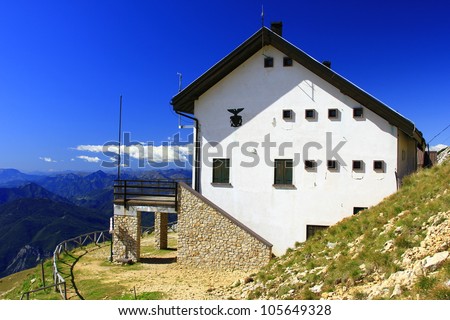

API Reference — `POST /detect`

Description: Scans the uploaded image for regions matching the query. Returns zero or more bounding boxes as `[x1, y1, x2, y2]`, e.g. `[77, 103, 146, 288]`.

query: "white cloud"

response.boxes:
[74, 143, 192, 162]
[429, 144, 448, 152]
[77, 155, 101, 163]
[39, 157, 57, 163]
[75, 145, 111, 153]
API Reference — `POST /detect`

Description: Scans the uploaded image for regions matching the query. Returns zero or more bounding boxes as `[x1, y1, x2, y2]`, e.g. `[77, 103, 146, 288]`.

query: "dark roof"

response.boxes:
[171, 27, 424, 147]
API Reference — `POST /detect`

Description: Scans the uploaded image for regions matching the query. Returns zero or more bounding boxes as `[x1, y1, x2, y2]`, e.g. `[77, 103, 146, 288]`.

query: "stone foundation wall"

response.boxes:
[113, 213, 141, 262]
[177, 183, 272, 271]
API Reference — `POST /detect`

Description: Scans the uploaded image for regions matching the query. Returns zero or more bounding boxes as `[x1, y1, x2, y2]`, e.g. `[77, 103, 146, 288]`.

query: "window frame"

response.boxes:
[282, 109, 293, 120]
[274, 159, 294, 186]
[327, 160, 337, 170]
[352, 160, 364, 171]
[304, 160, 317, 170]
[212, 158, 230, 184]
[353, 207, 368, 215]
[305, 109, 316, 119]
[306, 225, 329, 239]
[373, 160, 385, 172]
[353, 107, 364, 118]
[283, 56, 293, 67]
[264, 56, 274, 68]
[328, 108, 339, 119]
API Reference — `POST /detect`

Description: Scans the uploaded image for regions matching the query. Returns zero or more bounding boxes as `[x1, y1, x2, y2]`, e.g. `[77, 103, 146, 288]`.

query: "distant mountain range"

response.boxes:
[0, 168, 191, 278]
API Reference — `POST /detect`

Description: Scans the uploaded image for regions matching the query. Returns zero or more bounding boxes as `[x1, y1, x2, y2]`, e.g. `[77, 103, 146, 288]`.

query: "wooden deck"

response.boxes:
[113, 195, 176, 208]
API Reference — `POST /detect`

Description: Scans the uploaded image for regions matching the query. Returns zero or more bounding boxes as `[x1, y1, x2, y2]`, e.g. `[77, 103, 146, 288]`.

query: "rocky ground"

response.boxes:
[224, 210, 449, 300]
[71, 233, 250, 300]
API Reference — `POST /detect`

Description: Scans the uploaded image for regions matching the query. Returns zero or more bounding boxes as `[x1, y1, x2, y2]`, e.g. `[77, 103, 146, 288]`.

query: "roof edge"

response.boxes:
[170, 27, 424, 145]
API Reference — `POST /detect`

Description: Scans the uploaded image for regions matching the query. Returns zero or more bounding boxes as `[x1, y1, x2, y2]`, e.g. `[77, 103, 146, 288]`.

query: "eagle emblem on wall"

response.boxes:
[227, 108, 244, 127]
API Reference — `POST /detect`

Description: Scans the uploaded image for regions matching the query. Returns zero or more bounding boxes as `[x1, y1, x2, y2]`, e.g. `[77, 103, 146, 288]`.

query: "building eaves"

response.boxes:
[171, 27, 424, 147]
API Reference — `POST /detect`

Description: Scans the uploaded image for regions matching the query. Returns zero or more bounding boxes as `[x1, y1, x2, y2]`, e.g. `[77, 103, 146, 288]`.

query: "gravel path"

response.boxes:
[72, 233, 250, 300]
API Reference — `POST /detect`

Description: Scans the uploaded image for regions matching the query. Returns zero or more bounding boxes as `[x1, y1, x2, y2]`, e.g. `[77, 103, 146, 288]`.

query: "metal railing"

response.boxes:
[51, 230, 111, 300]
[113, 179, 191, 207]
[21, 221, 179, 300]
[21, 230, 111, 300]
[141, 221, 178, 236]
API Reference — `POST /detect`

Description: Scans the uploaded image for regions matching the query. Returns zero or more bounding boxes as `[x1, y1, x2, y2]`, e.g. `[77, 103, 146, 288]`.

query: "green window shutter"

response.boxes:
[274, 159, 293, 185]
[285, 160, 293, 184]
[212, 158, 230, 183]
[274, 160, 282, 184]
[223, 159, 230, 183]
[213, 159, 220, 183]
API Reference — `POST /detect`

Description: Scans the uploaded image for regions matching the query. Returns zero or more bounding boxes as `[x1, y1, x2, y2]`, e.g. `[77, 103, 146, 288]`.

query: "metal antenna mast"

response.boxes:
[117, 95, 123, 180]
[261, 4, 264, 28]
[177, 72, 183, 92]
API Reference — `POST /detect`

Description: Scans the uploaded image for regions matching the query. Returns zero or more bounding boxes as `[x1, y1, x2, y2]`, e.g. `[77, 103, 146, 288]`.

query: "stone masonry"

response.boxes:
[177, 183, 272, 271]
[112, 207, 141, 262]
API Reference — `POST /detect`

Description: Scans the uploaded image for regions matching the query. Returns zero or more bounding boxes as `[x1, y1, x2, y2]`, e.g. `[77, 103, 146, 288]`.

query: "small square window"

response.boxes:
[327, 160, 337, 170]
[328, 108, 339, 119]
[353, 160, 364, 171]
[283, 57, 293, 67]
[264, 56, 274, 68]
[353, 107, 364, 118]
[353, 207, 368, 215]
[305, 160, 317, 169]
[283, 109, 293, 120]
[306, 225, 328, 239]
[373, 160, 385, 172]
[305, 109, 316, 119]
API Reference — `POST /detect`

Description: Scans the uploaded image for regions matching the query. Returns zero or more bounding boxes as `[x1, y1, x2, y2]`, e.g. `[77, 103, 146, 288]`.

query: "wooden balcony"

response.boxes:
[113, 179, 190, 210]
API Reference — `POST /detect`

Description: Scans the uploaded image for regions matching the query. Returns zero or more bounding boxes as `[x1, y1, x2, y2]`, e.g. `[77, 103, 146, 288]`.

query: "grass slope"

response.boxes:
[242, 161, 450, 300]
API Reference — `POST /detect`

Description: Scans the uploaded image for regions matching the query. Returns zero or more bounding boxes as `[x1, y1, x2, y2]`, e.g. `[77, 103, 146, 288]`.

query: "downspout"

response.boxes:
[176, 111, 200, 192]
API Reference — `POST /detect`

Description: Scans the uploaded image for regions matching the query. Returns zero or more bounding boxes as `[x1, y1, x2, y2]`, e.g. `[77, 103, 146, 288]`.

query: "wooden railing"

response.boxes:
[113, 179, 191, 207]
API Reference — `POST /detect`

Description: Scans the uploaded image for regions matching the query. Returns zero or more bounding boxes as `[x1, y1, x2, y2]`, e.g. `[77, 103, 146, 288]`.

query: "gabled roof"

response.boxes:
[171, 27, 424, 146]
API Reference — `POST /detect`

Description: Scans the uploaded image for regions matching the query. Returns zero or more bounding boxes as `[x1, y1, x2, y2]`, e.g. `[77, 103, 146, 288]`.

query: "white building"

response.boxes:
[171, 23, 424, 256]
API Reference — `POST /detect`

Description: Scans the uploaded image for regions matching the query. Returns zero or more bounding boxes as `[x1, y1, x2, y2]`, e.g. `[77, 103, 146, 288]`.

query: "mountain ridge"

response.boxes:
[0, 168, 191, 278]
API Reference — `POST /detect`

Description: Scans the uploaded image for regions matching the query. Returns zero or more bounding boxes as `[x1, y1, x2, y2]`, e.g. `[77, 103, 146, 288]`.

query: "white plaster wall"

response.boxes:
[194, 46, 401, 255]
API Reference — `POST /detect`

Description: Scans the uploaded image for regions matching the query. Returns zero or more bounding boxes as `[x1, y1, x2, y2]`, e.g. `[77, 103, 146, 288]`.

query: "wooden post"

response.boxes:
[155, 212, 168, 250]
[41, 260, 46, 288]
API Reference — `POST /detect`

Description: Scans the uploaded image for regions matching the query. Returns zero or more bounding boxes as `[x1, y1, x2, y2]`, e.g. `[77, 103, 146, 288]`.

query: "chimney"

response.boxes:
[322, 61, 332, 68]
[270, 22, 283, 37]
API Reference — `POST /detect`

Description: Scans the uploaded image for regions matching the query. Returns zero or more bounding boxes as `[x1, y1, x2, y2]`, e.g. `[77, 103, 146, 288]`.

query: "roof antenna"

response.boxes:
[261, 4, 265, 51]
[261, 4, 264, 28]
[177, 72, 183, 92]
[117, 95, 122, 180]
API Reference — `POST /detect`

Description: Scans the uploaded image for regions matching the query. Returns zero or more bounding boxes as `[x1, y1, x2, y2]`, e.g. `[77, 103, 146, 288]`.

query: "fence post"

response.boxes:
[124, 180, 127, 203]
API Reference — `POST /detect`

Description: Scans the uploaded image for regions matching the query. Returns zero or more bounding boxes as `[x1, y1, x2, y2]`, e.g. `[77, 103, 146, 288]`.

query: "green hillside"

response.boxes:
[1, 162, 448, 300]
[236, 160, 450, 300]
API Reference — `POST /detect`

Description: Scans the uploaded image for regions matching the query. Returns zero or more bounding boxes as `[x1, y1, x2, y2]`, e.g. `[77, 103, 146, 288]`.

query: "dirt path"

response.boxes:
[71, 233, 250, 300]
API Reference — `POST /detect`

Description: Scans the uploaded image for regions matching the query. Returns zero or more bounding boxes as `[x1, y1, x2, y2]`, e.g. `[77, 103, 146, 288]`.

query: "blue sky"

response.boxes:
[0, 0, 449, 172]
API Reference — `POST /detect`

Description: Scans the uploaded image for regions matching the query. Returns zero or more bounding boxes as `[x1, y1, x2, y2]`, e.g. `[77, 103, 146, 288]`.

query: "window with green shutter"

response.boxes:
[212, 158, 230, 183]
[274, 159, 293, 185]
